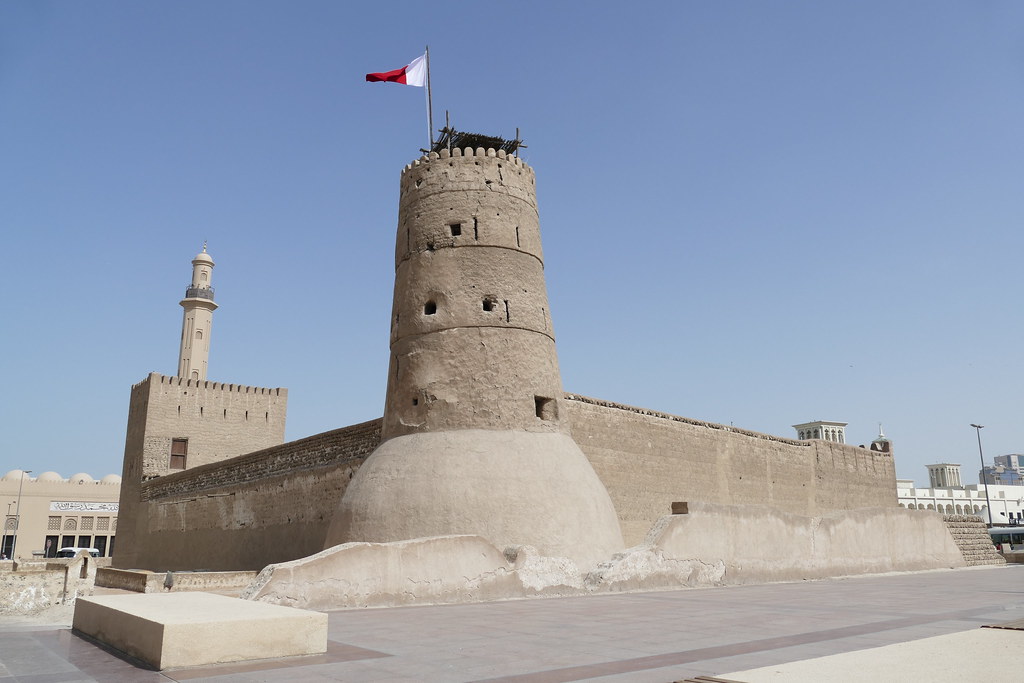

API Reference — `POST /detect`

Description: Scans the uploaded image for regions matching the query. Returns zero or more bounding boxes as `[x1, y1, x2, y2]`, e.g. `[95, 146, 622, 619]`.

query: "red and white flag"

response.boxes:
[366, 53, 427, 86]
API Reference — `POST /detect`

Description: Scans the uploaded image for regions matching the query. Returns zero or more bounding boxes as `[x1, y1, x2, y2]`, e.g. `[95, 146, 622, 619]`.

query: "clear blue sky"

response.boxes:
[2, 1, 1022, 484]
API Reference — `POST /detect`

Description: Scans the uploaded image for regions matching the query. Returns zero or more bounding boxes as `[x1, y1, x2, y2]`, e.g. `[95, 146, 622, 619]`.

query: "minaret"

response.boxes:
[328, 144, 624, 568]
[176, 244, 217, 380]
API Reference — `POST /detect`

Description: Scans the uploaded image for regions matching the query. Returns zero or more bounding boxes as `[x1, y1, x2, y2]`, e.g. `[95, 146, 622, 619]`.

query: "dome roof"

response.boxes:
[68, 473, 94, 484]
[37, 471, 64, 482]
[3, 469, 26, 481]
[100, 474, 122, 485]
[192, 244, 214, 265]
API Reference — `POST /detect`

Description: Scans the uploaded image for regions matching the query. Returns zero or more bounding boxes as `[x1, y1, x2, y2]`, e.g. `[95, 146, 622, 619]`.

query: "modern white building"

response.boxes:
[897, 461, 1024, 525]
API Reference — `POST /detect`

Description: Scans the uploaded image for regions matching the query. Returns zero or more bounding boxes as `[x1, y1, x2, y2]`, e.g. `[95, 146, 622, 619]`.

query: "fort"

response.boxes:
[112, 142, 994, 606]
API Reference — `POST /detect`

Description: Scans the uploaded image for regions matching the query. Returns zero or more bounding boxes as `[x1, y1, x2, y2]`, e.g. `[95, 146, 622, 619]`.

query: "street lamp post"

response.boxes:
[971, 425, 993, 526]
[11, 470, 31, 560]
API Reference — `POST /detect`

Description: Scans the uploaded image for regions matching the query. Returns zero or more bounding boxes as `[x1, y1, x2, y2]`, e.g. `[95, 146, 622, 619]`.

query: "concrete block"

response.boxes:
[72, 592, 326, 669]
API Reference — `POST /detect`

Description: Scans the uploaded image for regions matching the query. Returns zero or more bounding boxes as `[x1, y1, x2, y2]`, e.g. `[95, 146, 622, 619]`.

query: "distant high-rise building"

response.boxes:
[993, 454, 1024, 476]
[980, 464, 1023, 486]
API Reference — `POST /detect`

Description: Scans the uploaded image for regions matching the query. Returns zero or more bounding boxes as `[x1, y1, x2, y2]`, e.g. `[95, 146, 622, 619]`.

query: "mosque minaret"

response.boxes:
[177, 244, 217, 380]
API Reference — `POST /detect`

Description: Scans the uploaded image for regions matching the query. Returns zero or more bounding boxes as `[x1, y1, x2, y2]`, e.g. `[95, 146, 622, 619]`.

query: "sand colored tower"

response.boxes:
[177, 245, 217, 380]
[328, 145, 624, 568]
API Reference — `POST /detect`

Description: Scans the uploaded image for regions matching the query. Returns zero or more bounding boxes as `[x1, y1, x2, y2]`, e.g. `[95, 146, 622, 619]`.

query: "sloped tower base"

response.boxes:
[326, 430, 625, 570]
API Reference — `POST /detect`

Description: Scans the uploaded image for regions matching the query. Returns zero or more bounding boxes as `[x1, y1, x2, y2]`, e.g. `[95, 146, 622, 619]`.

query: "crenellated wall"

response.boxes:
[118, 420, 379, 571]
[119, 392, 896, 570]
[564, 395, 897, 546]
[114, 372, 288, 569]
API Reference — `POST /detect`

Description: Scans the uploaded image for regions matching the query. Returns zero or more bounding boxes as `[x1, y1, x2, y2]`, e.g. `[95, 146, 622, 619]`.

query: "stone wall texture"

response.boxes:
[118, 419, 380, 571]
[942, 514, 1005, 566]
[118, 393, 898, 571]
[115, 373, 290, 568]
[565, 395, 897, 546]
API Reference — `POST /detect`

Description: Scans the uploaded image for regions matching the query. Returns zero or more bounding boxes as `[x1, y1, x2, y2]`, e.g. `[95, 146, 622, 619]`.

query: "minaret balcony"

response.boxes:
[183, 286, 215, 301]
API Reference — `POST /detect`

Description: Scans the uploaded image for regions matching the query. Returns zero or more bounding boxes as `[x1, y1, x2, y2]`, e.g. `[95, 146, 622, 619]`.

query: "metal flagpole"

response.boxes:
[425, 45, 434, 148]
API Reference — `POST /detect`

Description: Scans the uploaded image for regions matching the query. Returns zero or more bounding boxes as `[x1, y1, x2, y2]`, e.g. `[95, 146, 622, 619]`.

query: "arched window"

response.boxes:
[927, 504, 934, 510]
[195, 330, 203, 339]
[813, 429, 820, 438]
[64, 518, 78, 530]
[908, 503, 916, 510]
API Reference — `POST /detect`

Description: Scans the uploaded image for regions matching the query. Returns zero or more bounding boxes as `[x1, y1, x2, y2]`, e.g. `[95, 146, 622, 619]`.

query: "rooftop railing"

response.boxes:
[184, 286, 215, 300]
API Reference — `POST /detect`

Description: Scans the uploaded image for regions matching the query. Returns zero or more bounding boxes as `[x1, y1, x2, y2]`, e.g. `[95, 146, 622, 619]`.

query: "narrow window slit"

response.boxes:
[473, 217, 478, 240]
[515, 226, 520, 247]
[504, 300, 510, 322]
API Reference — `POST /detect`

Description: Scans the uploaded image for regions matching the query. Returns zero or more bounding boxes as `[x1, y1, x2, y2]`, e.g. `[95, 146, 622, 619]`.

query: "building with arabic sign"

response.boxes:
[1, 470, 120, 560]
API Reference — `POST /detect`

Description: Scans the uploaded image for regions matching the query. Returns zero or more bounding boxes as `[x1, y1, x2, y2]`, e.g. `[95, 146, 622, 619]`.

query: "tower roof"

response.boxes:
[430, 126, 523, 155]
[192, 243, 214, 265]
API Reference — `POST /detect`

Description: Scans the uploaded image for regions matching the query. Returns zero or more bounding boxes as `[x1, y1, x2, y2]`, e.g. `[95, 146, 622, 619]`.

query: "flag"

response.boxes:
[366, 53, 427, 86]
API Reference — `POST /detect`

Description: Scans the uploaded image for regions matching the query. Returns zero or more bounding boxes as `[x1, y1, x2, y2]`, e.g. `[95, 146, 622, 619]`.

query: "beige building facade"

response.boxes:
[1, 469, 120, 560]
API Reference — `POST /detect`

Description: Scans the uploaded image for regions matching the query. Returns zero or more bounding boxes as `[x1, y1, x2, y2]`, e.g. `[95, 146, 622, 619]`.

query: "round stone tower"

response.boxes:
[328, 146, 624, 568]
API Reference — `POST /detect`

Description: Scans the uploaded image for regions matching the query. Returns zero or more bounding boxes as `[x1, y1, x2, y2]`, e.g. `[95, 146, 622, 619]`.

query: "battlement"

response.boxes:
[563, 393, 811, 447]
[402, 147, 533, 175]
[132, 372, 285, 396]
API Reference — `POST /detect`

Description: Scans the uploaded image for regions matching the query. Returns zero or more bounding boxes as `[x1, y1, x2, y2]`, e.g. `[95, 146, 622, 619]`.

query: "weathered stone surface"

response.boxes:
[244, 535, 522, 609]
[566, 395, 898, 547]
[327, 430, 625, 570]
[72, 592, 326, 670]
[589, 504, 966, 590]
[942, 514, 1004, 566]
[1, 552, 96, 615]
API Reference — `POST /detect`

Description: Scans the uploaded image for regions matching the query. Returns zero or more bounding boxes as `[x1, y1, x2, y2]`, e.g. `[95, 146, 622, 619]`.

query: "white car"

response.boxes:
[55, 547, 100, 558]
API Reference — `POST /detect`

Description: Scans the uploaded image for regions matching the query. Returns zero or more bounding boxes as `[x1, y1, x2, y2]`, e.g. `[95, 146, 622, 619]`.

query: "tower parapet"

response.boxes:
[329, 143, 625, 568]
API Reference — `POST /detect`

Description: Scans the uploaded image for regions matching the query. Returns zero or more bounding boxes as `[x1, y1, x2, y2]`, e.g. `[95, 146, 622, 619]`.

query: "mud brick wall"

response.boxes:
[121, 419, 381, 571]
[565, 395, 897, 546]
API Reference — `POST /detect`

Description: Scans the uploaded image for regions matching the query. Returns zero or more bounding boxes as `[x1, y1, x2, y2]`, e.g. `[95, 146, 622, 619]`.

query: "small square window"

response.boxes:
[449, 223, 462, 236]
[535, 396, 557, 421]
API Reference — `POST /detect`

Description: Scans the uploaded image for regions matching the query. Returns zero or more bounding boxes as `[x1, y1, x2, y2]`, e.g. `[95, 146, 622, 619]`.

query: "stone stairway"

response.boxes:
[943, 514, 1005, 566]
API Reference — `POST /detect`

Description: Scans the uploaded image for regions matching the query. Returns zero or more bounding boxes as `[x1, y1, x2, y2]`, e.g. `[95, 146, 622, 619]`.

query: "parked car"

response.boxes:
[55, 547, 100, 558]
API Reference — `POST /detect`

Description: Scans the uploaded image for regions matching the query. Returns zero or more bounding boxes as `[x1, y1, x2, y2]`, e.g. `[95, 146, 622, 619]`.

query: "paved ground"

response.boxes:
[2, 565, 1023, 682]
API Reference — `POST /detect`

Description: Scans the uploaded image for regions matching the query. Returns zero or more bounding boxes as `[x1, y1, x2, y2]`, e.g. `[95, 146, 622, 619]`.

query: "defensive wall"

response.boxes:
[117, 395, 895, 570]
[118, 419, 380, 571]
[564, 395, 897, 545]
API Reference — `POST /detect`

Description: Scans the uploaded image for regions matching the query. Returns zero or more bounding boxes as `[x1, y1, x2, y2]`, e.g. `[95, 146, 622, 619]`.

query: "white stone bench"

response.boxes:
[73, 592, 327, 670]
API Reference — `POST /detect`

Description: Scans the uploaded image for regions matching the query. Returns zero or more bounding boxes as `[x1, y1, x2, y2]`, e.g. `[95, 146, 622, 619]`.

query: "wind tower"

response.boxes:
[328, 134, 624, 568]
[177, 244, 217, 380]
